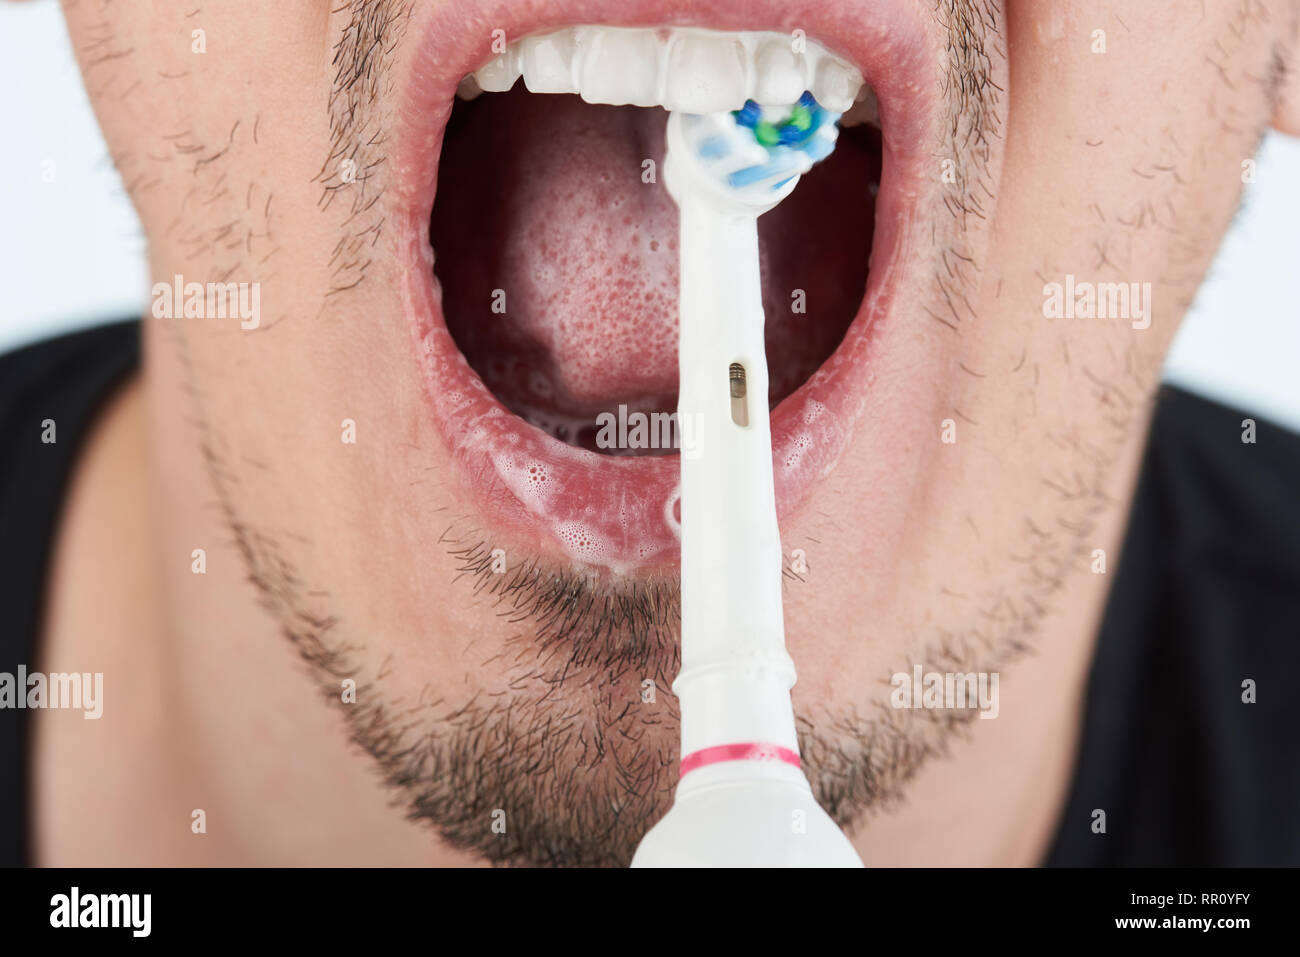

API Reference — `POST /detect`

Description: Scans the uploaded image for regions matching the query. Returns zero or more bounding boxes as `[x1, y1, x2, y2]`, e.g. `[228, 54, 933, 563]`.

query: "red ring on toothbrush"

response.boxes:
[679, 743, 802, 778]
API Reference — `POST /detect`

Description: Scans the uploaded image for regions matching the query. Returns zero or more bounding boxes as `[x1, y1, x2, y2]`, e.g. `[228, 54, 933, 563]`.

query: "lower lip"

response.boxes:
[394, 0, 932, 574]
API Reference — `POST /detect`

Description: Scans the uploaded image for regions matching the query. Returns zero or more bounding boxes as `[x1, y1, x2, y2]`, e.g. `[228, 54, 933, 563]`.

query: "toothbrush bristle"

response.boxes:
[670, 90, 842, 208]
[727, 92, 840, 193]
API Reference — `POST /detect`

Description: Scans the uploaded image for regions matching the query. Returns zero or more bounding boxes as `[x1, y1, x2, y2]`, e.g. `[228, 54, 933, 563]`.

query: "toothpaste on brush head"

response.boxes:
[630, 94, 863, 868]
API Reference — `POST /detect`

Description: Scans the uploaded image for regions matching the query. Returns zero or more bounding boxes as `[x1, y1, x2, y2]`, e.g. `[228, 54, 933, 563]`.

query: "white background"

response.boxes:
[2, 0, 1298, 431]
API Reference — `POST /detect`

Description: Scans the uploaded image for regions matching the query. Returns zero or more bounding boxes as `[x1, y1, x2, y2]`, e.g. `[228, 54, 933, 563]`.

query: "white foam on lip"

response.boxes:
[467, 408, 681, 572]
[556, 521, 610, 562]
[781, 431, 814, 469]
[663, 487, 682, 535]
[491, 453, 558, 511]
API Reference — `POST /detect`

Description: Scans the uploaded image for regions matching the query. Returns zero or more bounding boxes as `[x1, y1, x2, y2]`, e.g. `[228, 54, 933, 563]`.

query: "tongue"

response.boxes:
[430, 86, 874, 450]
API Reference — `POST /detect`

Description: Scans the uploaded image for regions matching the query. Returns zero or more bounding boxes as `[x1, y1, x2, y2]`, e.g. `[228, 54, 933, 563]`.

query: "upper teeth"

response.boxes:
[457, 26, 868, 116]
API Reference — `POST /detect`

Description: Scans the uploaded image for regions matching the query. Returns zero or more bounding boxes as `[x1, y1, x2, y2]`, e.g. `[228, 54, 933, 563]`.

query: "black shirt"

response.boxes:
[1, 320, 1297, 866]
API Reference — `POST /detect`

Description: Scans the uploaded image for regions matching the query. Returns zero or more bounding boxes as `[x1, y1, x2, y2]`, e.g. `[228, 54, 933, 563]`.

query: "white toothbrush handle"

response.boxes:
[632, 107, 862, 868]
[632, 191, 863, 868]
[674, 198, 798, 757]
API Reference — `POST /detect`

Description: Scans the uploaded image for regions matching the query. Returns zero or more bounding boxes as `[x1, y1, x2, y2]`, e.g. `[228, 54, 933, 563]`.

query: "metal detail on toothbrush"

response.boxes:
[728, 362, 749, 427]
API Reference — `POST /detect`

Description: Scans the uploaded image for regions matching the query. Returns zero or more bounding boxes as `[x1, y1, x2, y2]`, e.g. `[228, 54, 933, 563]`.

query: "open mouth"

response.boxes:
[433, 30, 881, 455]
[394, 0, 936, 573]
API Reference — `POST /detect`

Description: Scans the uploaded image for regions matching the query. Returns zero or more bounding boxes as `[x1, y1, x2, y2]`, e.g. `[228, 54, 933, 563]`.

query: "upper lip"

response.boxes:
[392, 0, 941, 574]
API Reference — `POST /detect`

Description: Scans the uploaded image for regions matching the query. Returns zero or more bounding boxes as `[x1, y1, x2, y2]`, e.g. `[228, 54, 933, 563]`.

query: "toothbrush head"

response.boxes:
[664, 91, 841, 215]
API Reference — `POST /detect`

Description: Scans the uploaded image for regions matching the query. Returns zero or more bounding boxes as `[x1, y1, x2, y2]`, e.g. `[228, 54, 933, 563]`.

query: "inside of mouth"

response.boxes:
[430, 85, 881, 456]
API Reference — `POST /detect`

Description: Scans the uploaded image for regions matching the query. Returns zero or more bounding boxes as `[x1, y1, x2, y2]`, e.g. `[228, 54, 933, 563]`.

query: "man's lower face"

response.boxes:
[66, 0, 1289, 864]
